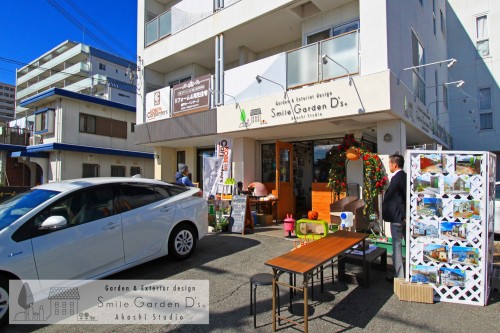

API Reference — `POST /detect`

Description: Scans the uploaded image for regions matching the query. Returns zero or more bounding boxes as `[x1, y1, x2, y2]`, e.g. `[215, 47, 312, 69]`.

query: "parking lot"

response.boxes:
[4, 231, 500, 333]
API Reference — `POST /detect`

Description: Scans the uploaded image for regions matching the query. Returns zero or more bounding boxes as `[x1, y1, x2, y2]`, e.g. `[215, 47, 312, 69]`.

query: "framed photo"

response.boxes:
[439, 267, 466, 287]
[412, 218, 438, 238]
[455, 155, 481, 175]
[451, 246, 479, 266]
[420, 153, 444, 173]
[452, 199, 480, 219]
[411, 265, 438, 284]
[443, 175, 470, 196]
[414, 174, 441, 195]
[439, 221, 467, 241]
[423, 243, 449, 263]
[416, 197, 443, 217]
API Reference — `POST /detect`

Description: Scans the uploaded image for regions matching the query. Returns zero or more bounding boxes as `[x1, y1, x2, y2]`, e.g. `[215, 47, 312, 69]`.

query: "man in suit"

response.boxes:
[382, 154, 407, 281]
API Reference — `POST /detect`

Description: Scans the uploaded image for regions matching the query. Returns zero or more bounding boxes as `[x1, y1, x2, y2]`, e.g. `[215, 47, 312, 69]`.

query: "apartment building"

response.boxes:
[135, 0, 458, 220]
[447, 1, 500, 180]
[0, 82, 15, 123]
[0, 41, 154, 185]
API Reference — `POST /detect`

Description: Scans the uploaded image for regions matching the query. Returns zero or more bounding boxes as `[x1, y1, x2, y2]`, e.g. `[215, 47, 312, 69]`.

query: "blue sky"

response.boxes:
[0, 0, 137, 85]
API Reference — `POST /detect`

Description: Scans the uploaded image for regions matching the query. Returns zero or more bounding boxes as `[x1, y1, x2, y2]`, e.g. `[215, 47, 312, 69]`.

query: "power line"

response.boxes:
[45, 0, 127, 60]
[62, 0, 136, 60]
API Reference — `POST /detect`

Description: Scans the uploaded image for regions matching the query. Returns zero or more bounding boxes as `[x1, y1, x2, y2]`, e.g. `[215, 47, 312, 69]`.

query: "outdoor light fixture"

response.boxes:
[383, 133, 393, 143]
[321, 54, 352, 85]
[256, 74, 296, 122]
[445, 80, 465, 88]
[209, 88, 239, 108]
[397, 58, 458, 84]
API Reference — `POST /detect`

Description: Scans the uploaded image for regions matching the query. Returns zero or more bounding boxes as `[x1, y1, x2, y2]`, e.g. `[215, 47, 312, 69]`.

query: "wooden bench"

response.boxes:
[338, 247, 387, 287]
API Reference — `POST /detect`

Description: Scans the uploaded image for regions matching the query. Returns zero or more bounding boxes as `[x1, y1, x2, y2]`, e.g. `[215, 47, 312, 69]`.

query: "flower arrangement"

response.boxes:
[327, 134, 388, 220]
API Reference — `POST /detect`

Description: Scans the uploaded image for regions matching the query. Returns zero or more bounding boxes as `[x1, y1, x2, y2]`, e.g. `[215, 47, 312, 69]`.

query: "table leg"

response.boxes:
[289, 273, 293, 309]
[272, 268, 277, 332]
[362, 239, 367, 287]
[303, 274, 309, 333]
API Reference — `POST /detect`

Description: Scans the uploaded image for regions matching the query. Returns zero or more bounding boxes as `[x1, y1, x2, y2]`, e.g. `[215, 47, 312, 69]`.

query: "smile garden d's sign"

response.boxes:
[217, 82, 361, 132]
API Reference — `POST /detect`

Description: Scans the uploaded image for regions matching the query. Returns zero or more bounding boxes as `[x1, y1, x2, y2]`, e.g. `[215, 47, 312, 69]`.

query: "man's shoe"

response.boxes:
[386, 276, 394, 283]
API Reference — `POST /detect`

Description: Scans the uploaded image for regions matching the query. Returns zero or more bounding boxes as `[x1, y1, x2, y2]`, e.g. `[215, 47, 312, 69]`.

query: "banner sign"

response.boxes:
[172, 74, 211, 114]
[145, 87, 171, 122]
[9, 279, 209, 324]
[202, 156, 223, 199]
[215, 138, 232, 188]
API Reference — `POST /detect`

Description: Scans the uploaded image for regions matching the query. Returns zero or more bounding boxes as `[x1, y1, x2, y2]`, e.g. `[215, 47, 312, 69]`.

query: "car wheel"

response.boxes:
[0, 276, 9, 326]
[169, 224, 196, 260]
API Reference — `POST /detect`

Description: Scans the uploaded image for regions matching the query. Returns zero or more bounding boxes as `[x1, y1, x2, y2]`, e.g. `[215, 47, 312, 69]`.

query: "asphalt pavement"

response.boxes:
[3, 231, 499, 333]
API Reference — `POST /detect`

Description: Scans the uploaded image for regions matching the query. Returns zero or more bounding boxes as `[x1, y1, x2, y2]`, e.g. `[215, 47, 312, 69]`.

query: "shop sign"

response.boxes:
[172, 74, 210, 114]
[415, 107, 432, 135]
[215, 138, 232, 187]
[145, 87, 171, 123]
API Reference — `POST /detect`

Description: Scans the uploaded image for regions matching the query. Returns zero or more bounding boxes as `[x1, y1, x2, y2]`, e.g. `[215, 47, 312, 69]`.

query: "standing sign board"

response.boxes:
[406, 150, 495, 305]
[229, 195, 253, 235]
[172, 74, 211, 115]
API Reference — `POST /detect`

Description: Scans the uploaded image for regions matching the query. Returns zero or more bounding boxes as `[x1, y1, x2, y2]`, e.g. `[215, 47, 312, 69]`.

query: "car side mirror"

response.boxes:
[39, 215, 68, 230]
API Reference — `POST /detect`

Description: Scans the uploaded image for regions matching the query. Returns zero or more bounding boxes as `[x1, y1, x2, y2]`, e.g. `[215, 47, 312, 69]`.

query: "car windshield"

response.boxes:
[0, 189, 60, 231]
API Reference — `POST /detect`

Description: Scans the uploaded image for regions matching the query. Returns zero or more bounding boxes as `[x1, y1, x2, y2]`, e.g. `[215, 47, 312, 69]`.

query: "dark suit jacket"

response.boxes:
[382, 170, 407, 223]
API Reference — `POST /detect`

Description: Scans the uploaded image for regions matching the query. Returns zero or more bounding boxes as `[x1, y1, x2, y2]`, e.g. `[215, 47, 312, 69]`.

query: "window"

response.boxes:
[99, 63, 106, 71]
[35, 112, 48, 132]
[118, 184, 158, 211]
[35, 108, 54, 134]
[307, 29, 330, 45]
[434, 70, 439, 120]
[440, 10, 445, 35]
[177, 151, 185, 166]
[79, 114, 96, 134]
[432, 0, 436, 36]
[168, 76, 191, 88]
[261, 143, 276, 182]
[131, 122, 136, 133]
[83, 163, 100, 178]
[476, 15, 489, 56]
[111, 165, 126, 177]
[480, 113, 493, 130]
[130, 166, 141, 177]
[479, 87, 492, 130]
[479, 87, 491, 110]
[314, 139, 336, 183]
[443, 85, 448, 109]
[412, 31, 426, 103]
[332, 20, 359, 36]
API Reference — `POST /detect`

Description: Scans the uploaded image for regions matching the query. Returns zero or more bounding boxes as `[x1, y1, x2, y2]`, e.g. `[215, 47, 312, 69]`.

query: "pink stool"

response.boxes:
[283, 214, 295, 238]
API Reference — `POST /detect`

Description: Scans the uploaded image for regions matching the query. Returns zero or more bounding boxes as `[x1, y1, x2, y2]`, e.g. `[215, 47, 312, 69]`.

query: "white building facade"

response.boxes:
[0, 82, 15, 123]
[6, 41, 154, 185]
[446, 1, 500, 180]
[135, 0, 459, 221]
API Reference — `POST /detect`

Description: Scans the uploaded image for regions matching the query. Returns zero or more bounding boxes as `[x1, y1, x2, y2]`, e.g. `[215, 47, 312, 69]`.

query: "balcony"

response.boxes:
[0, 126, 32, 146]
[145, 10, 172, 46]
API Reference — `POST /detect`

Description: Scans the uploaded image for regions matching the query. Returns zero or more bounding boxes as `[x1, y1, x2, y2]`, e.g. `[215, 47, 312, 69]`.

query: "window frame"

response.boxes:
[411, 30, 426, 104]
[79, 113, 96, 134]
[478, 86, 493, 130]
[475, 14, 489, 57]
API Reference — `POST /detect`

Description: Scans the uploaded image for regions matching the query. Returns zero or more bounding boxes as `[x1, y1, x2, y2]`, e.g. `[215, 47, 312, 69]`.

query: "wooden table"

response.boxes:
[265, 230, 369, 333]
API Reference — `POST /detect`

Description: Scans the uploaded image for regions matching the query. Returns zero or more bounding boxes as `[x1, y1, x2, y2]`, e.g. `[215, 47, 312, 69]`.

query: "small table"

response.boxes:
[265, 230, 369, 333]
[248, 197, 279, 223]
[338, 247, 387, 287]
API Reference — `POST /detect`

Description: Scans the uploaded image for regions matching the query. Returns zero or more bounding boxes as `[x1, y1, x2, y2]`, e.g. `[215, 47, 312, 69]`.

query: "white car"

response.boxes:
[0, 177, 207, 324]
[495, 181, 500, 235]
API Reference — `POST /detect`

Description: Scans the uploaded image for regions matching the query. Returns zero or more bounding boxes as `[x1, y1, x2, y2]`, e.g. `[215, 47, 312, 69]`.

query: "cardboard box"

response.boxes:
[394, 278, 434, 304]
[256, 214, 273, 225]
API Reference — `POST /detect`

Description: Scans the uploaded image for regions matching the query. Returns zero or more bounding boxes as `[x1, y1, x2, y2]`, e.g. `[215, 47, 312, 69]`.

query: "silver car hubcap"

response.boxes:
[175, 230, 194, 255]
[0, 286, 8, 321]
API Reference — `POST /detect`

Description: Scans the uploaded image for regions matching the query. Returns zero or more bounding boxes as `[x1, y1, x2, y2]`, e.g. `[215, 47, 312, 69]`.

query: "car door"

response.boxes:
[31, 185, 124, 290]
[118, 184, 176, 264]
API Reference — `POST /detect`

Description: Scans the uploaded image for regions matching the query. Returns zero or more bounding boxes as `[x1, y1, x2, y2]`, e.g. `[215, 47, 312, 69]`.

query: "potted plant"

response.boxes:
[216, 217, 229, 232]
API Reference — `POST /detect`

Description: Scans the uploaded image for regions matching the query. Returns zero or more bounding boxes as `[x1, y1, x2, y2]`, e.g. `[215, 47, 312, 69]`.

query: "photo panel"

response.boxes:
[443, 174, 470, 196]
[411, 265, 438, 284]
[416, 196, 443, 217]
[420, 153, 444, 173]
[452, 199, 481, 220]
[451, 246, 479, 266]
[455, 155, 481, 175]
[439, 221, 467, 242]
[438, 267, 466, 287]
[414, 174, 442, 195]
[412, 218, 439, 238]
[423, 243, 449, 263]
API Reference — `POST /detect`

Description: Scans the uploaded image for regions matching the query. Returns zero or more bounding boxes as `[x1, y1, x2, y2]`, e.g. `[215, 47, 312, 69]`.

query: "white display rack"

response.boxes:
[406, 150, 496, 306]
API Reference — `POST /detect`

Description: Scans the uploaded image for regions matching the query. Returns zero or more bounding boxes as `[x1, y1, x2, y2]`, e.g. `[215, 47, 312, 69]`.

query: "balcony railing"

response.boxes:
[287, 30, 359, 88]
[146, 10, 172, 46]
[0, 126, 32, 146]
